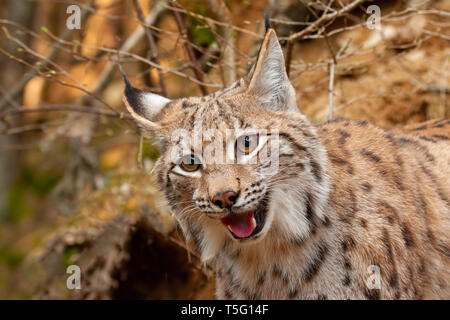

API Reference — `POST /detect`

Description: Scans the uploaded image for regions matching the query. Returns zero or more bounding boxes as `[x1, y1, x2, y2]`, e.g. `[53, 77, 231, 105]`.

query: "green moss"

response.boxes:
[142, 141, 160, 161]
[6, 169, 60, 222]
[62, 246, 81, 267]
[22, 170, 60, 196]
[6, 184, 32, 222]
[0, 247, 24, 268]
[188, 4, 215, 47]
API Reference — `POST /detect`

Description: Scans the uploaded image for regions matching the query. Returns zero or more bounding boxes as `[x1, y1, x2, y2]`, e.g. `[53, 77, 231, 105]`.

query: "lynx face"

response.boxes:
[122, 29, 329, 258]
[159, 107, 277, 243]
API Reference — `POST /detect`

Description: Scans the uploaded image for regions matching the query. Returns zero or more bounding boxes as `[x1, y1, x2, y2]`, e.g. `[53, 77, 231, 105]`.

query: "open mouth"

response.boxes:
[220, 193, 270, 240]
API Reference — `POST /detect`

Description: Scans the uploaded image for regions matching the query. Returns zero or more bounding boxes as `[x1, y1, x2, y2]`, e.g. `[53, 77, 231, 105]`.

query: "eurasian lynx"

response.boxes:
[121, 26, 449, 299]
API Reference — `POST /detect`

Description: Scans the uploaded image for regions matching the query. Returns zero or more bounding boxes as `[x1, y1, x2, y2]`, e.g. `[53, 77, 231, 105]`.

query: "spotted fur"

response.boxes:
[122, 28, 450, 299]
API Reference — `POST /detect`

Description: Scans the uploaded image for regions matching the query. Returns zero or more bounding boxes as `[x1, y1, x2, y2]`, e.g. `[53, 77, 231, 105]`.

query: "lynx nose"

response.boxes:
[212, 190, 239, 209]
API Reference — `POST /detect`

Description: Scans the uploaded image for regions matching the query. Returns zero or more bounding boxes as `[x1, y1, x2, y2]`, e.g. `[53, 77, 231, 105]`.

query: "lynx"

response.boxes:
[121, 25, 450, 299]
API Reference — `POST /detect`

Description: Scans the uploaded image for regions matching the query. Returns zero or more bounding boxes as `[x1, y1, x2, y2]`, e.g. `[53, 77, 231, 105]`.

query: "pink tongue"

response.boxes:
[221, 211, 255, 238]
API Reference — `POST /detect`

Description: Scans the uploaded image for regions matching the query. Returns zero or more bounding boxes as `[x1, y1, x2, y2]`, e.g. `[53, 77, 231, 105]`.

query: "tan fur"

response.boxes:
[123, 29, 450, 299]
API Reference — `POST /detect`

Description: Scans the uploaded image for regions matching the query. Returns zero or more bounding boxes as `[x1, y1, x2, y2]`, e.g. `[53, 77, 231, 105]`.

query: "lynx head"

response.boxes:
[122, 29, 329, 260]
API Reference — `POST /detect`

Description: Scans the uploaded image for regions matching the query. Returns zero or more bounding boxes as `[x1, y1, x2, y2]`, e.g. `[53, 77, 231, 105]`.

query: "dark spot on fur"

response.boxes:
[343, 258, 352, 270]
[419, 136, 436, 143]
[401, 223, 415, 248]
[257, 272, 265, 286]
[309, 159, 322, 182]
[347, 165, 354, 175]
[224, 287, 232, 299]
[390, 136, 435, 162]
[393, 174, 404, 191]
[362, 182, 372, 192]
[272, 265, 283, 278]
[379, 201, 399, 224]
[437, 244, 450, 258]
[418, 258, 426, 276]
[432, 134, 449, 141]
[305, 193, 316, 233]
[337, 129, 350, 144]
[327, 117, 346, 123]
[303, 242, 328, 281]
[364, 288, 380, 300]
[303, 242, 328, 282]
[411, 125, 427, 131]
[341, 236, 356, 252]
[395, 155, 404, 168]
[288, 287, 298, 299]
[358, 120, 368, 126]
[322, 216, 331, 227]
[360, 218, 367, 228]
[346, 189, 358, 218]
[389, 272, 399, 288]
[342, 275, 351, 286]
[279, 133, 307, 152]
[361, 149, 381, 162]
[330, 156, 349, 165]
[182, 101, 193, 108]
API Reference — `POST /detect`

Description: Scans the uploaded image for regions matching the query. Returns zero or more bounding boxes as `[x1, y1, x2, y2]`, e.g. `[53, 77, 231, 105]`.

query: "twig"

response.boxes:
[89, 3, 166, 98]
[0, 2, 93, 110]
[169, 1, 208, 95]
[286, 0, 366, 41]
[300, 0, 337, 63]
[206, 0, 236, 86]
[132, 0, 167, 96]
[164, 4, 262, 40]
[285, 38, 294, 77]
[32, 27, 221, 88]
[328, 60, 335, 120]
[421, 29, 450, 41]
[2, 25, 121, 116]
[0, 105, 133, 121]
[137, 134, 144, 170]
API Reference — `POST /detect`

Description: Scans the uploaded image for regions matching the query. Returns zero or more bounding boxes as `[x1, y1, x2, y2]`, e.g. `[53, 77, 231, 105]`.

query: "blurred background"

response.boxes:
[0, 0, 448, 299]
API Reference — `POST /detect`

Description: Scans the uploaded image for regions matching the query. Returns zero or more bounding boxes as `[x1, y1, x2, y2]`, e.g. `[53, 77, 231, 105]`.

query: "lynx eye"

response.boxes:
[236, 134, 258, 155]
[179, 155, 201, 172]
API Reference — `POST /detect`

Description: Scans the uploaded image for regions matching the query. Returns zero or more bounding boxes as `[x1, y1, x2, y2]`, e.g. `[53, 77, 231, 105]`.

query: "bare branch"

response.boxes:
[132, 0, 167, 96]
[0, 105, 132, 122]
[169, 1, 208, 95]
[0, 3, 93, 110]
[206, 0, 236, 86]
[286, 0, 366, 42]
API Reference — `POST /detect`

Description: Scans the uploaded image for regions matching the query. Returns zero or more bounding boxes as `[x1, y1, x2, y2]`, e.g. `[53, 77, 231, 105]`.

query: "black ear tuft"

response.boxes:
[120, 65, 171, 124]
[264, 8, 270, 33]
[120, 65, 135, 95]
[119, 66, 143, 113]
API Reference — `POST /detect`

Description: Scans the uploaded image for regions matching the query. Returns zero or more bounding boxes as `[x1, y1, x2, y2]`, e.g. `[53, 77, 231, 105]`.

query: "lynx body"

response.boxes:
[122, 28, 450, 299]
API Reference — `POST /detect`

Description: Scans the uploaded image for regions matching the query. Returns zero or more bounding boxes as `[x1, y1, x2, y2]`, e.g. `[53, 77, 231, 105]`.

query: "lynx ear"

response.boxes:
[121, 69, 171, 130]
[248, 29, 298, 112]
